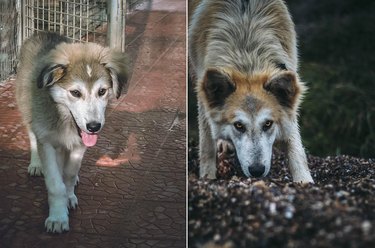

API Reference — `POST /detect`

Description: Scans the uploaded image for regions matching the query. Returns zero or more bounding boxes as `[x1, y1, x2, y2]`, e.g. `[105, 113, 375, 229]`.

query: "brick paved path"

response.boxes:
[0, 0, 186, 247]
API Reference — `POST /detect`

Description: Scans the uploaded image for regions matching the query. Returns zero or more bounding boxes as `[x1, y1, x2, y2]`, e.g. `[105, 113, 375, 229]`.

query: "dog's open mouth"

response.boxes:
[80, 131, 98, 147]
[70, 112, 99, 147]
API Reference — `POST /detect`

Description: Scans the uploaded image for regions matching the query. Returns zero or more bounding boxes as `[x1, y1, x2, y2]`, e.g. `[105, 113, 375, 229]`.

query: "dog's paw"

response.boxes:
[28, 152, 43, 176]
[292, 173, 314, 184]
[217, 139, 236, 160]
[293, 177, 314, 184]
[27, 162, 43, 176]
[68, 194, 78, 210]
[45, 214, 69, 233]
[216, 139, 243, 178]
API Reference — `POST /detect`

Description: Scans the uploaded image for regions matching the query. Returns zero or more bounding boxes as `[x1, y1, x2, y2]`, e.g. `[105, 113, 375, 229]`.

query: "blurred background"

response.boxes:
[188, 0, 375, 158]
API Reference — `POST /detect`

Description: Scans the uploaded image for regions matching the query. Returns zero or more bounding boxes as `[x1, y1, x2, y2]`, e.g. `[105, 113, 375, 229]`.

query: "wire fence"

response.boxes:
[22, 0, 108, 44]
[0, 0, 144, 81]
[0, 0, 18, 81]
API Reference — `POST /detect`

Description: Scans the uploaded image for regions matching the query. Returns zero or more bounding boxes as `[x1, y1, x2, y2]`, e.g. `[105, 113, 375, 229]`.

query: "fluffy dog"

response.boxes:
[189, 0, 314, 183]
[16, 32, 128, 232]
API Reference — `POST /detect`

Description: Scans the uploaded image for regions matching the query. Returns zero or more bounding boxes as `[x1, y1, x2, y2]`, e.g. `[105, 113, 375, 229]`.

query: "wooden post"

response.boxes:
[107, 0, 126, 52]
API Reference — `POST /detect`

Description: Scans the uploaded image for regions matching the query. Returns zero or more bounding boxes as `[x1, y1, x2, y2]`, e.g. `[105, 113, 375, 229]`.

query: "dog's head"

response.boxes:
[199, 67, 303, 177]
[37, 43, 128, 147]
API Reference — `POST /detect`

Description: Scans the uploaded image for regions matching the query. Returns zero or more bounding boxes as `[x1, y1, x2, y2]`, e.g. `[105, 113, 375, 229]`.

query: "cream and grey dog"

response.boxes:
[16, 32, 128, 233]
[189, 0, 314, 183]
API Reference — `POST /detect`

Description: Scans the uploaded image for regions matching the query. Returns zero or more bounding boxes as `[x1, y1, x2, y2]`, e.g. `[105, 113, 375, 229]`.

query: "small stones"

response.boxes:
[188, 146, 375, 247]
[269, 202, 277, 215]
[361, 220, 372, 236]
[213, 233, 221, 241]
[283, 205, 295, 219]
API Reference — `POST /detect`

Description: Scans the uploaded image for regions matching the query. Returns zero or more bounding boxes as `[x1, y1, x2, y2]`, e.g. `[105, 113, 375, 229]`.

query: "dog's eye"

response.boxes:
[263, 120, 273, 131]
[70, 90, 81, 98]
[234, 121, 246, 132]
[98, 88, 107, 96]
[276, 63, 287, 70]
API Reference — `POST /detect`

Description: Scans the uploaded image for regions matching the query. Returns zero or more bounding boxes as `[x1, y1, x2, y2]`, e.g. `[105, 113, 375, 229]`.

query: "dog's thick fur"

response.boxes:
[16, 32, 128, 233]
[189, 0, 313, 182]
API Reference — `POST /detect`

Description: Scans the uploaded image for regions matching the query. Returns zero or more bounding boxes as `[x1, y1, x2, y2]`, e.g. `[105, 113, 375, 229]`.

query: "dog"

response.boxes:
[189, 0, 314, 183]
[16, 32, 128, 233]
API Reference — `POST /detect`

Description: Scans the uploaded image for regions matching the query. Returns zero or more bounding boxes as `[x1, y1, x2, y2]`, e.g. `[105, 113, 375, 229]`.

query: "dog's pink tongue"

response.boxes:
[80, 131, 98, 147]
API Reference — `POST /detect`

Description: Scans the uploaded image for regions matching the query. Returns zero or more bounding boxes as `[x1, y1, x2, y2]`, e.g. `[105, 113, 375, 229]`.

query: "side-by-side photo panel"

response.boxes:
[188, 0, 374, 247]
[0, 0, 186, 247]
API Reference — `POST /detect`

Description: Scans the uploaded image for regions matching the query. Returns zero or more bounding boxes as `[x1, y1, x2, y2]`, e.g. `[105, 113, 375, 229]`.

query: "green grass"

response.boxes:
[293, 0, 375, 157]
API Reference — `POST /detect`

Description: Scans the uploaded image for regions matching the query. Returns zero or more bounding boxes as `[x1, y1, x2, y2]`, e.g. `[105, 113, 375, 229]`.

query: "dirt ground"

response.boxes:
[188, 142, 375, 248]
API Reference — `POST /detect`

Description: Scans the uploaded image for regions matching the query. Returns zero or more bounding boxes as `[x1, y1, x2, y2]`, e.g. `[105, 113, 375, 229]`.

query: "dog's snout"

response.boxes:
[86, 122, 101, 133]
[249, 164, 265, 178]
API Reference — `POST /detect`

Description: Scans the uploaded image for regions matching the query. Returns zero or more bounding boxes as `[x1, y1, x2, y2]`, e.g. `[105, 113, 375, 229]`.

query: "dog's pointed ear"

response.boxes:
[264, 71, 300, 108]
[102, 50, 128, 99]
[202, 68, 235, 107]
[37, 64, 66, 88]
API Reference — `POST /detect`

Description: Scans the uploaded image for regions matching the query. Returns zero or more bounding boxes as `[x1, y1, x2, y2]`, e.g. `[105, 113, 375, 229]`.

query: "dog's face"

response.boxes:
[200, 68, 301, 177]
[219, 108, 279, 177]
[48, 65, 112, 147]
[37, 43, 128, 147]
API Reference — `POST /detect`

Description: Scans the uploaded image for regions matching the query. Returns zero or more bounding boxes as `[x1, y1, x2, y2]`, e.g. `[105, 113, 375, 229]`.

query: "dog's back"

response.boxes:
[16, 33, 70, 126]
[189, 0, 297, 79]
[19, 33, 70, 66]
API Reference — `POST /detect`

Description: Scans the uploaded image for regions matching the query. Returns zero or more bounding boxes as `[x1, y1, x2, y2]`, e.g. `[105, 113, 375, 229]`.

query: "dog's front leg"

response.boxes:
[27, 128, 43, 176]
[39, 142, 69, 233]
[286, 122, 314, 183]
[63, 146, 86, 210]
[198, 103, 217, 179]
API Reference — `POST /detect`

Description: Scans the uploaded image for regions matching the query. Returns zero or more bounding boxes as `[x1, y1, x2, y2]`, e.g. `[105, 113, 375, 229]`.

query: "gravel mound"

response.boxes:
[188, 143, 375, 248]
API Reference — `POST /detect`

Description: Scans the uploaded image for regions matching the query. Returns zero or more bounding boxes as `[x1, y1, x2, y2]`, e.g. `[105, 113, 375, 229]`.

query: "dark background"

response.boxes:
[188, 0, 375, 158]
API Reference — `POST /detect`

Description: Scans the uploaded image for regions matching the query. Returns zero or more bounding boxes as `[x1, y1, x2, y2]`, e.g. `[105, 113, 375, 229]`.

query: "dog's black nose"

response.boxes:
[86, 122, 101, 133]
[249, 164, 265, 177]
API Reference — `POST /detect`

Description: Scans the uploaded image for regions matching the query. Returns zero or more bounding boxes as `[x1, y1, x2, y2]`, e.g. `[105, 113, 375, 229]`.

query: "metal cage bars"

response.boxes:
[0, 0, 19, 80]
[21, 0, 126, 50]
[0, 0, 126, 81]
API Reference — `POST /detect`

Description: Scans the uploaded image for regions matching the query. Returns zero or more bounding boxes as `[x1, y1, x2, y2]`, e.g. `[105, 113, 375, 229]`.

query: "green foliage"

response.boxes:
[300, 63, 374, 157]
[292, 0, 375, 157]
